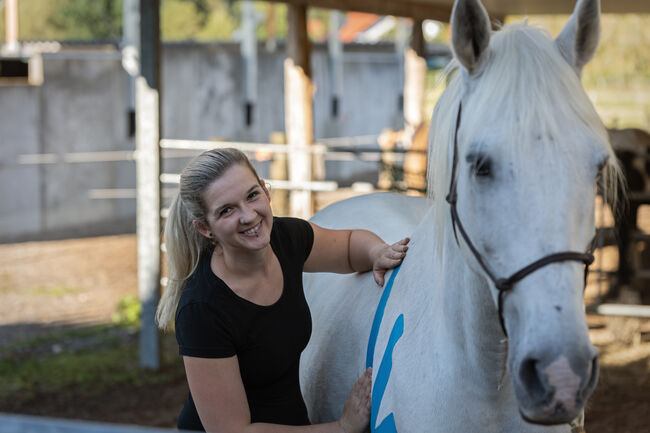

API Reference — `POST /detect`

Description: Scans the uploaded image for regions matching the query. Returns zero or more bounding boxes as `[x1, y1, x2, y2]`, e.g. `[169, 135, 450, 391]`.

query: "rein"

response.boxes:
[444, 102, 595, 337]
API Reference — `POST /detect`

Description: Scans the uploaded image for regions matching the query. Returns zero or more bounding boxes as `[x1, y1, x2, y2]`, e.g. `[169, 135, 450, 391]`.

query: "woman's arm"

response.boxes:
[184, 355, 371, 433]
[303, 223, 409, 286]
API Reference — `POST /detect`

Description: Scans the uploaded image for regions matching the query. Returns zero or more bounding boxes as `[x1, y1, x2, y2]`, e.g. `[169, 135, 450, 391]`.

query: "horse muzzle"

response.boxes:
[514, 346, 599, 425]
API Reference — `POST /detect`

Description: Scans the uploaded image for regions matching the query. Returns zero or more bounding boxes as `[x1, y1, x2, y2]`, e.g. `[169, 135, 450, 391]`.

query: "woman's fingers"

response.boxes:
[339, 368, 372, 433]
[372, 237, 410, 286]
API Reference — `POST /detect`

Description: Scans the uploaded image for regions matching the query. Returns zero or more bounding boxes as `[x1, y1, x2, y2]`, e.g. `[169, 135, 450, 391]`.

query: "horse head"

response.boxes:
[430, 0, 621, 425]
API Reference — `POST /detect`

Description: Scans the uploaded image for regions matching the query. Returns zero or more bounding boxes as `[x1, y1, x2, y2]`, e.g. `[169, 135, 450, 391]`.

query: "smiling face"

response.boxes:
[195, 163, 273, 255]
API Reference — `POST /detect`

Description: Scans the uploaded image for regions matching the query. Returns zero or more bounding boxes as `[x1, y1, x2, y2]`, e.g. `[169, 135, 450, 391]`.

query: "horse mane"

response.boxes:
[427, 20, 623, 252]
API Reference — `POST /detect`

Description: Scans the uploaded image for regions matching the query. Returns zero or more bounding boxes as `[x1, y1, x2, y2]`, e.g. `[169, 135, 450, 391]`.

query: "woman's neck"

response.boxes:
[212, 243, 274, 279]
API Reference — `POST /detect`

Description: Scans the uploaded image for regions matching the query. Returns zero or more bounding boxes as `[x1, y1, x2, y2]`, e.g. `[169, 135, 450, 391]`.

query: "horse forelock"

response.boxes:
[428, 19, 622, 253]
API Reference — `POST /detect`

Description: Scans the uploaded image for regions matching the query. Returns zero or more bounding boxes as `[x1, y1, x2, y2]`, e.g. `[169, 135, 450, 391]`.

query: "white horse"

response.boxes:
[299, 0, 622, 431]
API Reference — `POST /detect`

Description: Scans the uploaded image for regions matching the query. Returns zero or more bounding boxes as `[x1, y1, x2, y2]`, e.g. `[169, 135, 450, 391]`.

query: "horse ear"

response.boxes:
[451, 0, 491, 75]
[555, 0, 601, 75]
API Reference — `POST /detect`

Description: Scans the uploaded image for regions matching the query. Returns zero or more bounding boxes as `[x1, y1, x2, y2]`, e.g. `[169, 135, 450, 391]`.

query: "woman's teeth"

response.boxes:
[243, 224, 260, 235]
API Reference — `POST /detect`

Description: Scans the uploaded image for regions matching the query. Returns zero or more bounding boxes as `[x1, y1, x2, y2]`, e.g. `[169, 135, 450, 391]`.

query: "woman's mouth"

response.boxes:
[241, 222, 261, 236]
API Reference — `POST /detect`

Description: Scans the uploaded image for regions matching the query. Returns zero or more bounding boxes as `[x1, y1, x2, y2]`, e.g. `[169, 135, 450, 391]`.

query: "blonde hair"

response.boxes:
[156, 148, 262, 331]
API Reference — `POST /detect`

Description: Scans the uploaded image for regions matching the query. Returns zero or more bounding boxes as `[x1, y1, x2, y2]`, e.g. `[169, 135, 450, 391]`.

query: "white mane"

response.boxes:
[427, 21, 622, 254]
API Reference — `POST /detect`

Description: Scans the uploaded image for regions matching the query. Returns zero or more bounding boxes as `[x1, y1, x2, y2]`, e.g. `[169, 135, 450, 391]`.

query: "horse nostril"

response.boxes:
[519, 358, 548, 403]
[581, 353, 600, 400]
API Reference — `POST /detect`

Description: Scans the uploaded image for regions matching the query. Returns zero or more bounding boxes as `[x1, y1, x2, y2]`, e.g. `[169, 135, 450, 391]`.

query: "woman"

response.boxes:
[156, 148, 409, 433]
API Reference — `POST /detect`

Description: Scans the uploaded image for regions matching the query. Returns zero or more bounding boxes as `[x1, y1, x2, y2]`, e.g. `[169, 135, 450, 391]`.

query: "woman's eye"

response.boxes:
[219, 207, 232, 217]
[248, 191, 259, 200]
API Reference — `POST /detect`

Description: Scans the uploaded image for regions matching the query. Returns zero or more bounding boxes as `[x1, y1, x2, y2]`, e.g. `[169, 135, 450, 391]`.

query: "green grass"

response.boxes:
[0, 284, 83, 296]
[27, 285, 83, 297]
[111, 294, 142, 329]
[0, 329, 182, 399]
[0, 295, 183, 400]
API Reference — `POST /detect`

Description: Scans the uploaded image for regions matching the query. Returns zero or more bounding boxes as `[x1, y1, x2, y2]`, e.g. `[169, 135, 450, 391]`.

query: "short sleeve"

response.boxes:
[275, 217, 314, 264]
[175, 302, 236, 358]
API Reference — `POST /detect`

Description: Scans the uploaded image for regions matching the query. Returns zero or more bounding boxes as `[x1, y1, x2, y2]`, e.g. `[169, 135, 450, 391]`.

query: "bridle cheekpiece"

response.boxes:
[445, 102, 595, 337]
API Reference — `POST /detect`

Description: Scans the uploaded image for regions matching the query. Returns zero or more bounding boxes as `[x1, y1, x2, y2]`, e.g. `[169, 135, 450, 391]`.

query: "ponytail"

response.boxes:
[156, 194, 210, 331]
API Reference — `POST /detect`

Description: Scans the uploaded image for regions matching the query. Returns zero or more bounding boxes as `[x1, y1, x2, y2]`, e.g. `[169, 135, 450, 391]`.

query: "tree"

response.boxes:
[48, 0, 122, 41]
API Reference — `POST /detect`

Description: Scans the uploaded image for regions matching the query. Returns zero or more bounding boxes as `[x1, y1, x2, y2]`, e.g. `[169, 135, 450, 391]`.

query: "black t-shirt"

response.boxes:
[175, 217, 315, 431]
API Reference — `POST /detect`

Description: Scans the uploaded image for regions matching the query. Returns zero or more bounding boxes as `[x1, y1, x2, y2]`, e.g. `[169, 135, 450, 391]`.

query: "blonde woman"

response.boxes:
[157, 148, 409, 433]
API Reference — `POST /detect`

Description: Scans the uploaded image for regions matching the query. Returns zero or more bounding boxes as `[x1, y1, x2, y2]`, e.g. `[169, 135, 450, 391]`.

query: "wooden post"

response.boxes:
[4, 0, 19, 53]
[403, 19, 428, 194]
[403, 19, 427, 147]
[269, 131, 289, 216]
[284, 4, 314, 219]
[136, 0, 161, 370]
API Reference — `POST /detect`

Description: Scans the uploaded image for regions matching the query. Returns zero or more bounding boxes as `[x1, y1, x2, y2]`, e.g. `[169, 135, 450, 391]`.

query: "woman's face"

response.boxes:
[196, 163, 273, 254]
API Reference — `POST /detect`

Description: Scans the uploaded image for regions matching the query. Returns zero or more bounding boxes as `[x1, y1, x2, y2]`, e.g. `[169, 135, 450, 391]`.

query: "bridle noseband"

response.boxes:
[445, 102, 594, 337]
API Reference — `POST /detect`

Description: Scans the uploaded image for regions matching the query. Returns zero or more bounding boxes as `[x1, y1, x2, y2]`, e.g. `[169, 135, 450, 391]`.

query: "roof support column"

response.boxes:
[241, 0, 258, 127]
[3, 0, 19, 53]
[403, 19, 427, 148]
[136, 0, 161, 370]
[284, 4, 314, 219]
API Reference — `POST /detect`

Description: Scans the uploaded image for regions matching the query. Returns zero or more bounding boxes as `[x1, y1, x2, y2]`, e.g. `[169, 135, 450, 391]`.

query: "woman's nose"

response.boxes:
[239, 204, 256, 223]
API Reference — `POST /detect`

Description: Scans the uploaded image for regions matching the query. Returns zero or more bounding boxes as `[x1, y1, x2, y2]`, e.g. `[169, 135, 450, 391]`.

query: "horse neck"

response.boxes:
[410, 207, 510, 390]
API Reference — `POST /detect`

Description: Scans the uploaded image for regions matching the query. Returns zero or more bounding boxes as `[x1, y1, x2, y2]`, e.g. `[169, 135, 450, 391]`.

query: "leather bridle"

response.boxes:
[445, 102, 595, 337]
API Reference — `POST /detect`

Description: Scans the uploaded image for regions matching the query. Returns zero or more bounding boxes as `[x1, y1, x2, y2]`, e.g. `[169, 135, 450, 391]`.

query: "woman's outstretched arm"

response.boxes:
[304, 222, 410, 286]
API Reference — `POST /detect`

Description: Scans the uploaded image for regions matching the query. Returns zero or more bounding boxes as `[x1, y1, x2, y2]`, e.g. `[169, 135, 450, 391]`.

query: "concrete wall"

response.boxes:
[0, 43, 404, 243]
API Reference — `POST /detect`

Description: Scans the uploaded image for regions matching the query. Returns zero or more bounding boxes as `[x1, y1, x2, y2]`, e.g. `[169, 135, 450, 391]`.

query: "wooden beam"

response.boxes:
[410, 18, 425, 57]
[272, 0, 650, 20]
[287, 4, 312, 75]
[483, 0, 650, 15]
[136, 0, 161, 370]
[274, 0, 453, 21]
[284, 4, 315, 219]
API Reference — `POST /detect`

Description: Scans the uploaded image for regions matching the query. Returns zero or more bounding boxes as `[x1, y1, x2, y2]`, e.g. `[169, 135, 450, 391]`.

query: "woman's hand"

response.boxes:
[338, 368, 372, 433]
[371, 238, 410, 286]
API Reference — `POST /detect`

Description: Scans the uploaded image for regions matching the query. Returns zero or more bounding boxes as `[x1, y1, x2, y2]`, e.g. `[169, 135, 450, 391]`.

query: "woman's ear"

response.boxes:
[192, 219, 212, 240]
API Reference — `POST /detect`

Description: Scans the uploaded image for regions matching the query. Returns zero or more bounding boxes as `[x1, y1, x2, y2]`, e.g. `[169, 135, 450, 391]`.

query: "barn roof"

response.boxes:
[277, 0, 650, 21]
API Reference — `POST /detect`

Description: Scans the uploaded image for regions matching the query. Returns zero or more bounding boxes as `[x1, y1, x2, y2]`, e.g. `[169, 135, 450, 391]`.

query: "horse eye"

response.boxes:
[468, 156, 491, 177]
[465, 152, 492, 178]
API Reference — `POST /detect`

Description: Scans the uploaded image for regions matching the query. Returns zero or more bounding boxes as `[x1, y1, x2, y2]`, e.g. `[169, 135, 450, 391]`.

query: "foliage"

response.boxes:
[507, 14, 650, 89]
[507, 14, 650, 128]
[48, 0, 122, 41]
[0, 0, 241, 42]
[111, 294, 141, 329]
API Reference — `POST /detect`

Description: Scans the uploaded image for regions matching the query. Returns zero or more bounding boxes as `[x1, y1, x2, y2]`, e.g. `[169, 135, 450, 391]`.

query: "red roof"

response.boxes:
[338, 12, 381, 43]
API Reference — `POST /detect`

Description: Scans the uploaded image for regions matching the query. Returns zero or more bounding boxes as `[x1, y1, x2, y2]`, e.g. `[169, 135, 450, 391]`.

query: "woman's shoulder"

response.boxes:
[271, 216, 313, 243]
[177, 250, 219, 310]
[272, 216, 310, 232]
[271, 217, 314, 261]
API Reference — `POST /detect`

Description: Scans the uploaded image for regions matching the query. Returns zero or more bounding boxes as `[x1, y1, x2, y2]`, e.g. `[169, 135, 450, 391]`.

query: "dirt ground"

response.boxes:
[0, 233, 649, 432]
